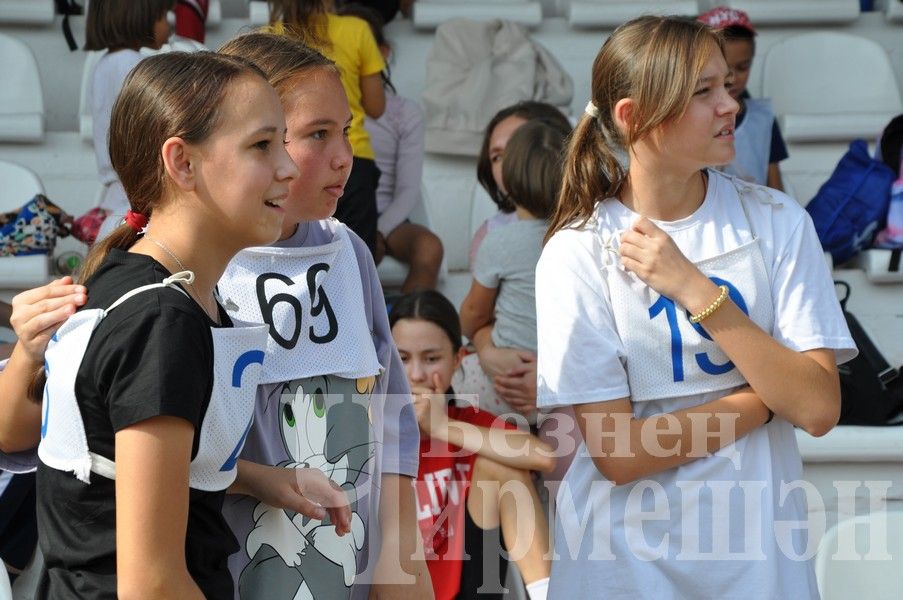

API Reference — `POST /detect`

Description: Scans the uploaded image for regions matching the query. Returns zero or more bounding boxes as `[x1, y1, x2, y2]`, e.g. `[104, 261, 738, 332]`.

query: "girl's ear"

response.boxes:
[613, 97, 635, 138]
[453, 346, 467, 371]
[161, 137, 195, 192]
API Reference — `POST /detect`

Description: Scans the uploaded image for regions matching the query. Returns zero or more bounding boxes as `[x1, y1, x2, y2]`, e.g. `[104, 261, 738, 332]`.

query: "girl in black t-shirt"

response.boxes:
[33, 52, 300, 599]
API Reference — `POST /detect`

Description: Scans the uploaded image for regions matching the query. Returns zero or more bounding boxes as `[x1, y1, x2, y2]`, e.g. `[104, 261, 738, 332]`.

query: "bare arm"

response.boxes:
[575, 386, 770, 486]
[766, 163, 784, 192]
[115, 416, 205, 600]
[360, 73, 386, 119]
[414, 375, 554, 473]
[370, 473, 434, 599]
[0, 277, 86, 453]
[621, 217, 840, 436]
[229, 459, 351, 533]
[460, 280, 498, 341]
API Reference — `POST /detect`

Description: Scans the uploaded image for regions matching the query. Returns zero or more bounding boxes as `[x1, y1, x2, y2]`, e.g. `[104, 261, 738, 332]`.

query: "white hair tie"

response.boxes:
[585, 100, 600, 119]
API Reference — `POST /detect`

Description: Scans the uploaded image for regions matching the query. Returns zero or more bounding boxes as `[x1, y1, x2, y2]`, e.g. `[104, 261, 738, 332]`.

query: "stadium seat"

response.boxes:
[377, 186, 448, 288]
[0, 565, 11, 600]
[762, 32, 903, 142]
[0, 160, 52, 288]
[815, 511, 903, 600]
[0, 0, 54, 26]
[566, 0, 698, 28]
[412, 1, 543, 30]
[697, 0, 860, 25]
[0, 33, 44, 143]
[249, 1, 269, 26]
[887, 0, 903, 24]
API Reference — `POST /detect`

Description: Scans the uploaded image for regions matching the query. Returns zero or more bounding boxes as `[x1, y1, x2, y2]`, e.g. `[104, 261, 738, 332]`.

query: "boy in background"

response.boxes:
[698, 6, 789, 190]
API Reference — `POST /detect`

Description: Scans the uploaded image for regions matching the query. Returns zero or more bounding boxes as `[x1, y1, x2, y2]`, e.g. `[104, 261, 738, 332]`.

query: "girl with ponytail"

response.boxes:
[536, 15, 855, 598]
[31, 51, 311, 599]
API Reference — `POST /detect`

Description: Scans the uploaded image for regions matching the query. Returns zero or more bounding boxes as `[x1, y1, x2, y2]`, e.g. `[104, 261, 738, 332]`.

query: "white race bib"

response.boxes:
[219, 223, 382, 384]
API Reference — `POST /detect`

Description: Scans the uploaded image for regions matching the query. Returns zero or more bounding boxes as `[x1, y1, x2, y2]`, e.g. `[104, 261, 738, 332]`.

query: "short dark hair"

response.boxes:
[721, 25, 756, 51]
[388, 290, 462, 353]
[477, 102, 572, 213]
[501, 121, 566, 220]
[85, 0, 175, 51]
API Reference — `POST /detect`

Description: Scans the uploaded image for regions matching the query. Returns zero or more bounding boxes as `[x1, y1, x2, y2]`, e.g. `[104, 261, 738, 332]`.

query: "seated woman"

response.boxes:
[458, 121, 565, 422]
[389, 289, 554, 600]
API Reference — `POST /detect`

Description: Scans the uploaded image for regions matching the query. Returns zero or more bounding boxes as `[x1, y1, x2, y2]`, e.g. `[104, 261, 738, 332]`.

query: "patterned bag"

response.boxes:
[0, 194, 71, 257]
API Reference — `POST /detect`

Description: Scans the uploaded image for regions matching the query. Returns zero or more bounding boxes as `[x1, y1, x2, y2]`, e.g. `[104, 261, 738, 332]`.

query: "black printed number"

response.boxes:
[257, 272, 303, 349]
[256, 266, 338, 349]
[307, 263, 338, 344]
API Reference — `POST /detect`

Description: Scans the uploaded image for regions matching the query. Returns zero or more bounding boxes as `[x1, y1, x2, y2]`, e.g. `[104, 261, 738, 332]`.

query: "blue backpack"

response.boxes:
[806, 139, 895, 264]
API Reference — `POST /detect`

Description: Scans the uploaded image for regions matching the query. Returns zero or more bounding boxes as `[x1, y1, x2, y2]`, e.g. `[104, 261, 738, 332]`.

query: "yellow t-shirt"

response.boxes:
[268, 14, 385, 159]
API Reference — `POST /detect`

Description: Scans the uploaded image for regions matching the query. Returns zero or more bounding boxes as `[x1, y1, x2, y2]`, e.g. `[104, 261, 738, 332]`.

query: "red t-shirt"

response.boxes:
[415, 404, 516, 600]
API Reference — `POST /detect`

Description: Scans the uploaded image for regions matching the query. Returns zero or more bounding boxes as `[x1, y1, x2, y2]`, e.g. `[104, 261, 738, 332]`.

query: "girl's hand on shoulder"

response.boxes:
[10, 276, 87, 364]
[619, 217, 711, 306]
[411, 373, 448, 437]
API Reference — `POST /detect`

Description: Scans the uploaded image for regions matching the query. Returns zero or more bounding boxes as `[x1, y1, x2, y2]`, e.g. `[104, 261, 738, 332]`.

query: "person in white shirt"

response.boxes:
[536, 15, 856, 599]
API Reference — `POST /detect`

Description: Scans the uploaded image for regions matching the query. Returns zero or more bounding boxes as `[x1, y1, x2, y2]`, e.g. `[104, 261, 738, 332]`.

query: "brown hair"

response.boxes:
[84, 0, 174, 51]
[218, 32, 336, 101]
[546, 15, 722, 243]
[501, 121, 566, 220]
[389, 290, 462, 354]
[79, 51, 267, 283]
[476, 102, 572, 213]
[267, 0, 332, 49]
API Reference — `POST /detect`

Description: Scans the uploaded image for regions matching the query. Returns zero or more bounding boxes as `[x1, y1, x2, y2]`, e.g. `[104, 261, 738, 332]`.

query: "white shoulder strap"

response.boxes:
[103, 271, 193, 316]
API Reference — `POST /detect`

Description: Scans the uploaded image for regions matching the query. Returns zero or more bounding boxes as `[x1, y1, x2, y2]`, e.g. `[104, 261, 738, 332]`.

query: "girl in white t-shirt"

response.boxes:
[76, 0, 175, 244]
[536, 15, 856, 599]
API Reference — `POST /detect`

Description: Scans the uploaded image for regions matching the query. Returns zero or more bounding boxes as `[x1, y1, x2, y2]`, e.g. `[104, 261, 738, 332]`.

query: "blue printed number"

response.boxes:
[41, 359, 50, 439]
[648, 277, 749, 381]
[220, 350, 266, 472]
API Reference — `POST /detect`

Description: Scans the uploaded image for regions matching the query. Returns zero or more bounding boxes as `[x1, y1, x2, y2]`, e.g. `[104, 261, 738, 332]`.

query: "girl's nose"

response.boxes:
[409, 360, 426, 382]
[279, 145, 301, 181]
[332, 139, 352, 171]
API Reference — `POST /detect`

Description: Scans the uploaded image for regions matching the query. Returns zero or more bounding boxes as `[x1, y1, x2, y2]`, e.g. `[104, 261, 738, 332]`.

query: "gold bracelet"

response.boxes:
[688, 285, 729, 324]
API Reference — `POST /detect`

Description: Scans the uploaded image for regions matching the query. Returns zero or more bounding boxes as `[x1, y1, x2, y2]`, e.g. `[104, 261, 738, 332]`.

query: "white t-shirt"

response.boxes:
[536, 170, 856, 599]
[90, 49, 143, 214]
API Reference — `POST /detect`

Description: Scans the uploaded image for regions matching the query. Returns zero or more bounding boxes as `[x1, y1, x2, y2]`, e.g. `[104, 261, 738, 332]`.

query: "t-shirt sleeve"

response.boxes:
[376, 98, 425, 237]
[357, 20, 386, 77]
[769, 119, 789, 164]
[88, 294, 214, 432]
[770, 209, 857, 364]
[472, 229, 501, 289]
[352, 231, 419, 477]
[536, 232, 630, 409]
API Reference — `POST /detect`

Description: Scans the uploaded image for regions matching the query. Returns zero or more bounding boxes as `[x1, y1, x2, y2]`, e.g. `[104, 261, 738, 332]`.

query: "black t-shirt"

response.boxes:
[36, 249, 237, 599]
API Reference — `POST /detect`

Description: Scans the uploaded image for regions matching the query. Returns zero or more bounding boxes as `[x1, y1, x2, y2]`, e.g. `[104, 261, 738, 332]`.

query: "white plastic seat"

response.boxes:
[0, 160, 52, 288]
[566, 0, 698, 28]
[762, 32, 903, 143]
[0, 0, 54, 25]
[0, 33, 45, 142]
[815, 511, 903, 600]
[377, 186, 448, 287]
[697, 0, 860, 25]
[412, 1, 543, 30]
[0, 564, 11, 600]
[249, 1, 269, 26]
[887, 0, 903, 23]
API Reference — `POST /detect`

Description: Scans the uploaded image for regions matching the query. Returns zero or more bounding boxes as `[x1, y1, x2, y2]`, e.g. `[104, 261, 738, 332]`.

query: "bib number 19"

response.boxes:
[647, 277, 748, 382]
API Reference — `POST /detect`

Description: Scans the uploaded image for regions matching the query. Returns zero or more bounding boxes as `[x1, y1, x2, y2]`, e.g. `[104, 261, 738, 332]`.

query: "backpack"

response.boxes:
[835, 281, 903, 426]
[0, 194, 71, 256]
[806, 139, 895, 265]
